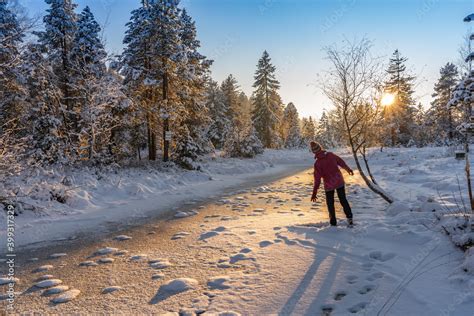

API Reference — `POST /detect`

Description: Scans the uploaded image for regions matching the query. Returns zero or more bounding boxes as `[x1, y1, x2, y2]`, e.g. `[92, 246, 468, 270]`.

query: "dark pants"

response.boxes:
[325, 186, 352, 226]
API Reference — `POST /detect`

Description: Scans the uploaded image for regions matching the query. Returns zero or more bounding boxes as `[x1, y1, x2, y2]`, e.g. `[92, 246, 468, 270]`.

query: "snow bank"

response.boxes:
[0, 149, 313, 250]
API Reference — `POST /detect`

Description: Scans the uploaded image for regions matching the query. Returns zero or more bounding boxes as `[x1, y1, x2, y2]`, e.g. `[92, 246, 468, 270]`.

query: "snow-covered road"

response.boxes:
[2, 156, 473, 315]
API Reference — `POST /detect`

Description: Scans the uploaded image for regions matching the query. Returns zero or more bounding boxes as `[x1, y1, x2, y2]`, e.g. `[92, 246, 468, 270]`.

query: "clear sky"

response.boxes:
[18, 0, 474, 119]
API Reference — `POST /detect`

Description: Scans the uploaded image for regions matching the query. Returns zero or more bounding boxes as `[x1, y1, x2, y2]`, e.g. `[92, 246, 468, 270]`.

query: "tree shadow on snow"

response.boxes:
[279, 225, 348, 316]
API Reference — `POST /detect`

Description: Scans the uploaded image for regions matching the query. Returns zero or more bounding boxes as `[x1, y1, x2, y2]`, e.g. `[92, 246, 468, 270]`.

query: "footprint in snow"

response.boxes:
[368, 251, 396, 262]
[229, 253, 255, 264]
[346, 275, 358, 284]
[239, 248, 252, 254]
[334, 291, 347, 301]
[207, 276, 232, 290]
[348, 302, 367, 313]
[321, 304, 335, 315]
[366, 271, 384, 281]
[357, 284, 375, 295]
[199, 231, 219, 241]
[259, 240, 273, 247]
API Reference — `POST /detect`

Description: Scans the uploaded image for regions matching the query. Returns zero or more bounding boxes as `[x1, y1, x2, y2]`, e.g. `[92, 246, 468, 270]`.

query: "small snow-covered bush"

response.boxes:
[223, 127, 264, 158]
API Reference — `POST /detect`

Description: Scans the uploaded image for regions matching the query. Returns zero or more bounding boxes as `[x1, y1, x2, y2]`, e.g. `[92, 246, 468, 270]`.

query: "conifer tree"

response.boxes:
[282, 103, 302, 148]
[35, 0, 77, 131]
[383, 49, 416, 145]
[220, 74, 241, 125]
[0, 0, 25, 126]
[429, 62, 459, 143]
[206, 79, 229, 149]
[251, 51, 281, 148]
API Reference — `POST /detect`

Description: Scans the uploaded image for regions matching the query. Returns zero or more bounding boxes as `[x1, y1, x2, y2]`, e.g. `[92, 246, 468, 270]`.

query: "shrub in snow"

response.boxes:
[174, 125, 201, 170]
[223, 127, 264, 158]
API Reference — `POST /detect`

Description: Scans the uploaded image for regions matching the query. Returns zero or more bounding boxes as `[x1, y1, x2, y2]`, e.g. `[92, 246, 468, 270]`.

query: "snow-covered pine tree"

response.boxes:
[301, 116, 316, 145]
[173, 124, 200, 170]
[220, 74, 241, 126]
[175, 8, 213, 161]
[315, 111, 333, 148]
[35, 0, 77, 137]
[282, 103, 302, 148]
[121, 1, 154, 160]
[383, 49, 417, 146]
[251, 50, 282, 148]
[428, 62, 459, 144]
[0, 0, 27, 174]
[223, 126, 264, 158]
[206, 79, 230, 149]
[0, 0, 25, 125]
[22, 43, 67, 165]
[69, 6, 111, 161]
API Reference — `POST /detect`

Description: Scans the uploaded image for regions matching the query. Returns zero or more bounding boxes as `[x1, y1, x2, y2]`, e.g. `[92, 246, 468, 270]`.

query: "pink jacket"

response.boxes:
[313, 151, 353, 196]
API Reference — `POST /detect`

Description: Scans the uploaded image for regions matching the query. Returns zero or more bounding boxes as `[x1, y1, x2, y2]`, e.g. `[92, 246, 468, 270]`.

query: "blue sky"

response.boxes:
[18, 0, 474, 118]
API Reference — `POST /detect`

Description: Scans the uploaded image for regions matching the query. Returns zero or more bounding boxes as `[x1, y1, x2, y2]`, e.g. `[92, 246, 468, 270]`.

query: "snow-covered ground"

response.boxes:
[0, 149, 314, 251]
[2, 146, 473, 315]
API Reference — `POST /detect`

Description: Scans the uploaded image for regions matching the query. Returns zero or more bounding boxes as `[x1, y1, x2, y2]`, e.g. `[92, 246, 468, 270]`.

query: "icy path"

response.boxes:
[2, 163, 473, 314]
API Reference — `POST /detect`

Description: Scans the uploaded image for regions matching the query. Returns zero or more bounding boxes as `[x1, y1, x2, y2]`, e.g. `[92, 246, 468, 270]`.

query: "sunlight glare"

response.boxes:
[381, 93, 396, 106]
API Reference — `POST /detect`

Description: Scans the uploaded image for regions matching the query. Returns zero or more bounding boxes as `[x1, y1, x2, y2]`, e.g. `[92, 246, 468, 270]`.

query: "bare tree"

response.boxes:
[322, 38, 394, 203]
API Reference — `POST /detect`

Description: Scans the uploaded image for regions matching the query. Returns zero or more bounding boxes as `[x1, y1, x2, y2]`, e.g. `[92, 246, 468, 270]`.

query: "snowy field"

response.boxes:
[1, 146, 473, 315]
[0, 149, 314, 251]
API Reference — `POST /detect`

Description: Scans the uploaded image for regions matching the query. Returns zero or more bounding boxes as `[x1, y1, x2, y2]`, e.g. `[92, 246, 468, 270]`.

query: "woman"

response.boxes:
[310, 141, 354, 227]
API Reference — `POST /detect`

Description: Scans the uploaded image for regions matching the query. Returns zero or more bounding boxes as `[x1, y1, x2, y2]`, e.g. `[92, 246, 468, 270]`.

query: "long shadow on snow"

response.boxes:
[278, 225, 350, 316]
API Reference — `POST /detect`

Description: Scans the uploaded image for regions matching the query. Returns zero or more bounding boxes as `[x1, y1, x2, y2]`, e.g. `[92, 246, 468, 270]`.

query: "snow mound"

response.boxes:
[98, 258, 114, 264]
[130, 254, 148, 261]
[43, 285, 69, 295]
[174, 210, 199, 219]
[33, 265, 53, 273]
[50, 289, 80, 304]
[149, 259, 172, 269]
[94, 247, 118, 256]
[48, 253, 67, 259]
[35, 275, 54, 282]
[35, 279, 62, 288]
[102, 286, 123, 294]
[0, 277, 19, 285]
[160, 278, 198, 294]
[113, 235, 132, 241]
[386, 201, 410, 216]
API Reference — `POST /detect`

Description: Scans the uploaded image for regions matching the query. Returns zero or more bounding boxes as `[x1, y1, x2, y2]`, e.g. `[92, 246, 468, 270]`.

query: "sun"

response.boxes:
[381, 92, 396, 106]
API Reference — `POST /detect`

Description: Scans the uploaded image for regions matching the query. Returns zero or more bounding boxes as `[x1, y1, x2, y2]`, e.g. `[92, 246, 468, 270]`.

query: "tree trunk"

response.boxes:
[361, 146, 377, 184]
[343, 110, 393, 204]
[162, 71, 170, 162]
